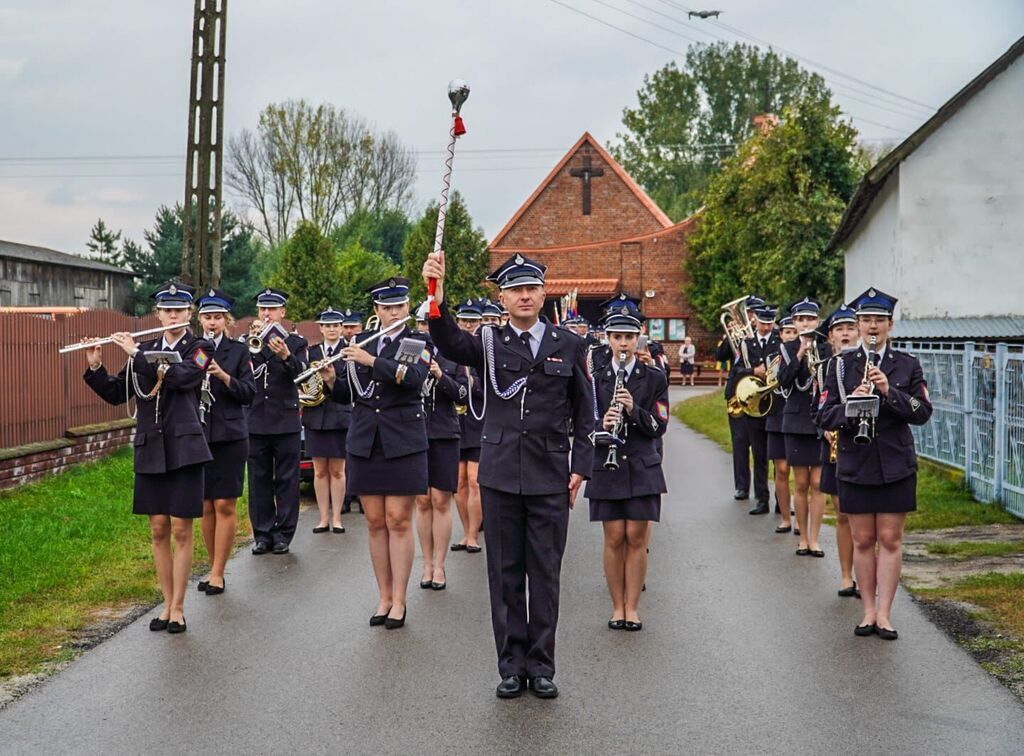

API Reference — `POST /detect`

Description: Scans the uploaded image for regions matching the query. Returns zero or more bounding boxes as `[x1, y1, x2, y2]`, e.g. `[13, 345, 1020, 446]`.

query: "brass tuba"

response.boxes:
[720, 296, 754, 357]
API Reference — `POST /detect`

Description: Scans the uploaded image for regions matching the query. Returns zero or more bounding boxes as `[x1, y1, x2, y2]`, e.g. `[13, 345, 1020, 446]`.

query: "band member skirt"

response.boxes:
[784, 433, 821, 467]
[459, 447, 481, 463]
[204, 438, 249, 499]
[427, 438, 460, 492]
[767, 430, 787, 460]
[819, 440, 838, 495]
[134, 462, 204, 518]
[838, 473, 916, 514]
[588, 495, 662, 523]
[304, 427, 347, 459]
[347, 432, 428, 496]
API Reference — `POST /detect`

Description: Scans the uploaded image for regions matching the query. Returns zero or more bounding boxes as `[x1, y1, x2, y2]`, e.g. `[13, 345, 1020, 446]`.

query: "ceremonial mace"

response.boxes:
[427, 79, 470, 319]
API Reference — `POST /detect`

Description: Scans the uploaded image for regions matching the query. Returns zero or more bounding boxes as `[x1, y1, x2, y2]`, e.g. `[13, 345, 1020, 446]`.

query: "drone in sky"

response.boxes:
[687, 10, 723, 19]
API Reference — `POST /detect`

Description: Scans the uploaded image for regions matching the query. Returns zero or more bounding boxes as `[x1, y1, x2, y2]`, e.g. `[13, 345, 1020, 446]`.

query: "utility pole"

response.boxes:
[181, 0, 227, 288]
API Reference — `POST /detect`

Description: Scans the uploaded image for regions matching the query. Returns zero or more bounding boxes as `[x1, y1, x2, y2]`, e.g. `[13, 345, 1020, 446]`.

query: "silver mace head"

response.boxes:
[448, 79, 470, 114]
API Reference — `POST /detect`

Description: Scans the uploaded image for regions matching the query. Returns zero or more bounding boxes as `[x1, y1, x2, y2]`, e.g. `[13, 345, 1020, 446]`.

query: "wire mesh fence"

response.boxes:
[895, 340, 1024, 518]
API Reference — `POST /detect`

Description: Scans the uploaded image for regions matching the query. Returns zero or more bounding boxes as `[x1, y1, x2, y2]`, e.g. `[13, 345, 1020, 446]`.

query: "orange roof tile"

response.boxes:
[543, 278, 621, 296]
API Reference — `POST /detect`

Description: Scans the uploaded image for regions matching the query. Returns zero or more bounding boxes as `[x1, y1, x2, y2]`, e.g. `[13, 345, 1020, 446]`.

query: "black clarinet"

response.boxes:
[604, 352, 629, 470]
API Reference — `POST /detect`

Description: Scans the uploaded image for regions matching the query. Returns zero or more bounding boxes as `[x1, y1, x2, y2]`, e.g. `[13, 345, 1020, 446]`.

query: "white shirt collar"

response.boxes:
[323, 338, 341, 352]
[509, 319, 546, 344]
[612, 356, 637, 377]
[212, 333, 223, 349]
[162, 332, 184, 350]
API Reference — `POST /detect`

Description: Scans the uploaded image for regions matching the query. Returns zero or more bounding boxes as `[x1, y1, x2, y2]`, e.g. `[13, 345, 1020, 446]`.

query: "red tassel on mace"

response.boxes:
[453, 116, 466, 137]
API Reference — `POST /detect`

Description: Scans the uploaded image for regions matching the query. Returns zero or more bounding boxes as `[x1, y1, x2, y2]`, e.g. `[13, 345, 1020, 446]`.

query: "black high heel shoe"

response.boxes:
[384, 609, 407, 629]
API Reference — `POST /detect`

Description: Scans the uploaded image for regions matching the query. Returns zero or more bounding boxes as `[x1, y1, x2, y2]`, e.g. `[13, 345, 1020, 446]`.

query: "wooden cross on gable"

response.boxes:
[569, 149, 604, 215]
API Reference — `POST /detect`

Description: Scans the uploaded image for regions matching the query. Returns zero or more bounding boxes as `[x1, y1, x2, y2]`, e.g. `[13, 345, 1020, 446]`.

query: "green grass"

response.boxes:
[0, 448, 249, 679]
[671, 390, 1019, 531]
[925, 541, 1024, 561]
[917, 573, 1024, 640]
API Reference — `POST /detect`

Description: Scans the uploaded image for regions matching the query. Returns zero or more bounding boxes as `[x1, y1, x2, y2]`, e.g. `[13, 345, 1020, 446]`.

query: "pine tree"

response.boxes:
[86, 219, 123, 267]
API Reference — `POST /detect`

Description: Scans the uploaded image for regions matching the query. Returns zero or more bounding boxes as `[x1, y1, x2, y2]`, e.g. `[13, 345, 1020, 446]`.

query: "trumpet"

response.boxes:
[59, 323, 186, 354]
[800, 329, 824, 371]
[199, 331, 216, 424]
[854, 335, 880, 445]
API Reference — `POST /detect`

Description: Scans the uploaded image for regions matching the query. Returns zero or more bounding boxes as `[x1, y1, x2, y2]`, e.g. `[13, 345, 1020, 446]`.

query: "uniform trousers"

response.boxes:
[729, 414, 769, 501]
[481, 486, 569, 680]
[248, 432, 301, 547]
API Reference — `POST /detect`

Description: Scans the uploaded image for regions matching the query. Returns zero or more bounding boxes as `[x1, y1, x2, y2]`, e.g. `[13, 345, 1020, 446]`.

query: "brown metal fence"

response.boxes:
[0, 311, 334, 450]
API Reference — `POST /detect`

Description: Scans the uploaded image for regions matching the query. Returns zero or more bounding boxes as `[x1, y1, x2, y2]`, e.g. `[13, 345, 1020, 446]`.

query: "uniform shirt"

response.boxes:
[429, 302, 595, 496]
[84, 333, 214, 473]
[248, 330, 308, 435]
[584, 359, 669, 500]
[328, 325, 430, 459]
[203, 332, 255, 444]
[508, 319, 547, 358]
[818, 347, 932, 484]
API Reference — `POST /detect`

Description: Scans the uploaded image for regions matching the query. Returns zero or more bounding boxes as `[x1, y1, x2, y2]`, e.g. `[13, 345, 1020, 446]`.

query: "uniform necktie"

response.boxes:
[326, 345, 335, 358]
[520, 331, 533, 357]
[379, 336, 391, 356]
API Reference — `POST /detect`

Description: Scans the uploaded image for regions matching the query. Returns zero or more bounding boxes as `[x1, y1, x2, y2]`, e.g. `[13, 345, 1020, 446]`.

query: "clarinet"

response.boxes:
[198, 330, 215, 425]
[604, 351, 629, 471]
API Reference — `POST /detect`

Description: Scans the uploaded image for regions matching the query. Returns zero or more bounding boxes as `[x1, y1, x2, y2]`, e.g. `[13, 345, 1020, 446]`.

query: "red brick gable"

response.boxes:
[490, 132, 672, 250]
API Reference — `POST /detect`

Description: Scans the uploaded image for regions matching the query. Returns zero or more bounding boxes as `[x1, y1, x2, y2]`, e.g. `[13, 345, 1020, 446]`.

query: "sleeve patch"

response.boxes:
[419, 347, 433, 365]
[193, 349, 209, 369]
[818, 389, 829, 408]
[656, 401, 669, 421]
[910, 397, 921, 411]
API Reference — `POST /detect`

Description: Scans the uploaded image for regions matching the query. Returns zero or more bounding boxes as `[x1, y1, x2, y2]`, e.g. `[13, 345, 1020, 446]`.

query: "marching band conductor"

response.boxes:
[423, 250, 595, 701]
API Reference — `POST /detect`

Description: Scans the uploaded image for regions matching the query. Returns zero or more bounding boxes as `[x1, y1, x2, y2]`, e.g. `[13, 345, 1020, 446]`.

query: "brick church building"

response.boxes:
[488, 132, 713, 364]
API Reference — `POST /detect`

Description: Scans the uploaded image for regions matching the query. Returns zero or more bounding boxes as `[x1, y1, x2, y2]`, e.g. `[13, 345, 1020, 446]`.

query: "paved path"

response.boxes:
[3, 388, 1023, 754]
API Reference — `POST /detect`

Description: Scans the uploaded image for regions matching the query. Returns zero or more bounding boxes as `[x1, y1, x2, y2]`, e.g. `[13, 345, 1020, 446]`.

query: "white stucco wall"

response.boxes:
[844, 53, 1024, 319]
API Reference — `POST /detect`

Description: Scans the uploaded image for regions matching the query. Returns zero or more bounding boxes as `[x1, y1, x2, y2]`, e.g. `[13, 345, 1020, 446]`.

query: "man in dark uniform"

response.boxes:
[247, 288, 308, 554]
[738, 305, 779, 514]
[424, 251, 595, 701]
[715, 295, 765, 501]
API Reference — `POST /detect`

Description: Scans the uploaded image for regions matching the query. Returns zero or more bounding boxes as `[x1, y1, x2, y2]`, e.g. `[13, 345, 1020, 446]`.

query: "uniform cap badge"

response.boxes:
[169, 284, 177, 295]
[514, 254, 524, 265]
[388, 278, 396, 288]
[868, 288, 876, 297]
[208, 289, 216, 297]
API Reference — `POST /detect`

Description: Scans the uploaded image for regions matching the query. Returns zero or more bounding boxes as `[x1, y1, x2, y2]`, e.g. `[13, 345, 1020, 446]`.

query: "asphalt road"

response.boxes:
[2, 387, 1023, 754]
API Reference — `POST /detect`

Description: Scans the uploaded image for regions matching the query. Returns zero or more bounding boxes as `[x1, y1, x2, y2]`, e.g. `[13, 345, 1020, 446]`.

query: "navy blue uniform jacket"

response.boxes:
[778, 337, 832, 435]
[84, 334, 214, 474]
[429, 302, 595, 496]
[302, 342, 352, 432]
[248, 332, 308, 435]
[204, 337, 256, 443]
[818, 347, 932, 484]
[329, 325, 430, 459]
[424, 353, 467, 440]
[584, 361, 669, 500]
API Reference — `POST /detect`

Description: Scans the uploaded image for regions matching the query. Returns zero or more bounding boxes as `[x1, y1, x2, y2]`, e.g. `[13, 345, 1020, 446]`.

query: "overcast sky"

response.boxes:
[1, 1, 1021, 257]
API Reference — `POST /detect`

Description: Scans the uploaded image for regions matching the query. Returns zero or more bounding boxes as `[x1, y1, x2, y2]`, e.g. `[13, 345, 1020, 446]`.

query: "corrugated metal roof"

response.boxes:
[892, 316, 1024, 339]
[0, 239, 135, 276]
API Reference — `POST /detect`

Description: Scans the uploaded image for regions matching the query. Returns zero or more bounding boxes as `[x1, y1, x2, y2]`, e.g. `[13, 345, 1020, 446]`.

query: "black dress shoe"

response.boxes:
[877, 626, 899, 641]
[197, 580, 209, 592]
[793, 528, 801, 537]
[529, 676, 559, 699]
[854, 623, 877, 637]
[775, 525, 792, 533]
[809, 549, 825, 558]
[149, 617, 169, 632]
[496, 675, 526, 699]
[312, 525, 329, 533]
[332, 525, 345, 534]
[624, 621, 643, 632]
[204, 580, 225, 595]
[272, 543, 290, 555]
[450, 543, 467, 552]
[837, 583, 859, 598]
[795, 547, 811, 556]
[369, 611, 390, 627]
[431, 581, 446, 590]
[420, 579, 433, 589]
[251, 542, 270, 555]
[167, 618, 187, 634]
[384, 609, 406, 629]
[465, 545, 482, 553]
[733, 490, 749, 500]
[748, 502, 770, 515]
[608, 619, 626, 630]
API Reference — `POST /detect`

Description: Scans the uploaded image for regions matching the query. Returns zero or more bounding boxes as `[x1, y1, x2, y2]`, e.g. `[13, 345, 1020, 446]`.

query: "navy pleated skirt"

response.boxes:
[589, 495, 661, 522]
[838, 473, 916, 515]
[427, 438, 460, 493]
[460, 447, 480, 463]
[347, 432, 428, 496]
[304, 428, 347, 459]
[134, 462, 204, 518]
[204, 438, 248, 499]
[767, 430, 787, 460]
